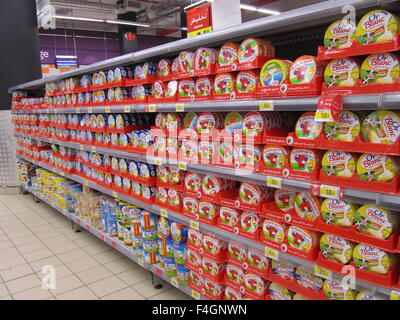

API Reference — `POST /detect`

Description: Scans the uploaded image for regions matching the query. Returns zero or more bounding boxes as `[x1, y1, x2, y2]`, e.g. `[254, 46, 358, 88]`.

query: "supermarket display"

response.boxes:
[10, 5, 400, 300]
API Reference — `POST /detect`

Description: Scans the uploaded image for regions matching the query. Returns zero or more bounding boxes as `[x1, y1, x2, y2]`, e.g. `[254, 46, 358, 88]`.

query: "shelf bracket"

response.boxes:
[151, 272, 163, 289]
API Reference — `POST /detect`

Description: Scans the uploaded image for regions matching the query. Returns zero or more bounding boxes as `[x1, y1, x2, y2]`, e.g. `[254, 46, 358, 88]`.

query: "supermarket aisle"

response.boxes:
[0, 192, 190, 300]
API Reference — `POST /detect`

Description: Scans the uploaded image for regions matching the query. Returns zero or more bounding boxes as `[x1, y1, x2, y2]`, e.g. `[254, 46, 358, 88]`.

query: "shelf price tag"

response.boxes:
[190, 220, 199, 230]
[266, 176, 282, 189]
[46, 109, 50, 114]
[259, 100, 274, 111]
[170, 277, 179, 288]
[137, 258, 145, 267]
[177, 161, 187, 170]
[105, 106, 111, 113]
[79, 144, 84, 151]
[191, 289, 201, 300]
[75, 107, 80, 114]
[320, 184, 341, 200]
[264, 246, 279, 261]
[160, 208, 168, 218]
[314, 265, 332, 280]
[83, 180, 89, 187]
[112, 191, 118, 198]
[91, 146, 96, 153]
[315, 95, 343, 122]
[154, 157, 163, 165]
[390, 290, 400, 300]
[175, 104, 185, 112]
[146, 104, 157, 112]
[87, 107, 93, 113]
[123, 106, 130, 113]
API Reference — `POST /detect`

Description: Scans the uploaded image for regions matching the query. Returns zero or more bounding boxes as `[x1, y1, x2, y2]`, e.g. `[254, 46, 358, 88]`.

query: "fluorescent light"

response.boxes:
[240, 4, 280, 15]
[184, 0, 213, 11]
[53, 14, 104, 23]
[105, 19, 150, 28]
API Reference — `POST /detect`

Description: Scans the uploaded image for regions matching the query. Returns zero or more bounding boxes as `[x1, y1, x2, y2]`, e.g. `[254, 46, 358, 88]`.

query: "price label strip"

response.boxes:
[91, 146, 96, 153]
[123, 105, 130, 113]
[87, 107, 93, 113]
[390, 290, 400, 300]
[266, 176, 282, 189]
[264, 246, 279, 261]
[146, 104, 157, 112]
[160, 208, 168, 218]
[175, 104, 185, 112]
[259, 100, 274, 111]
[314, 109, 333, 122]
[105, 106, 111, 113]
[79, 144, 84, 151]
[191, 289, 201, 300]
[75, 107, 80, 113]
[189, 220, 200, 230]
[112, 191, 118, 198]
[314, 265, 332, 280]
[170, 277, 179, 288]
[320, 184, 342, 200]
[177, 161, 187, 170]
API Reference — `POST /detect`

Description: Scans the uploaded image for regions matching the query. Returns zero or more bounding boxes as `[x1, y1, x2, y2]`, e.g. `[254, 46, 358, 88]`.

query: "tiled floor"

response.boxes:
[0, 192, 190, 300]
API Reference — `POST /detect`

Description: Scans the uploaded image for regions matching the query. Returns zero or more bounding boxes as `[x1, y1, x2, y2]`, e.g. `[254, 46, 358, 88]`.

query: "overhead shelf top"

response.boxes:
[9, 0, 398, 92]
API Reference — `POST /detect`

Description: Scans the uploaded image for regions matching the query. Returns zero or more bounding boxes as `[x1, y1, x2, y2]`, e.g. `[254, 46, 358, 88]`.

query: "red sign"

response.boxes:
[186, 3, 212, 34]
[316, 95, 343, 122]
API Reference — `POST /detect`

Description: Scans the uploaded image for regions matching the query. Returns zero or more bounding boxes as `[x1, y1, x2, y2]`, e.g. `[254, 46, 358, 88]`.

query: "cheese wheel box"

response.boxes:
[295, 268, 324, 292]
[295, 112, 323, 140]
[214, 73, 235, 95]
[268, 282, 293, 300]
[218, 43, 239, 66]
[274, 190, 297, 212]
[178, 51, 194, 72]
[323, 279, 355, 300]
[356, 290, 384, 300]
[262, 219, 286, 243]
[178, 79, 195, 97]
[236, 70, 259, 93]
[183, 197, 198, 215]
[244, 273, 266, 295]
[360, 53, 400, 85]
[290, 55, 324, 84]
[325, 110, 362, 142]
[290, 148, 321, 173]
[324, 19, 356, 49]
[320, 233, 354, 264]
[194, 48, 216, 71]
[321, 199, 357, 228]
[157, 59, 171, 77]
[184, 172, 202, 192]
[356, 153, 399, 182]
[239, 183, 265, 206]
[238, 38, 274, 64]
[263, 145, 289, 169]
[224, 112, 243, 135]
[271, 260, 295, 280]
[183, 112, 199, 130]
[286, 226, 318, 252]
[322, 150, 357, 178]
[225, 287, 242, 300]
[294, 193, 321, 222]
[356, 10, 400, 45]
[354, 204, 397, 240]
[219, 206, 240, 227]
[361, 110, 400, 144]
[352, 244, 395, 275]
[260, 59, 292, 86]
[324, 58, 360, 87]
[240, 212, 260, 234]
[228, 242, 247, 262]
[195, 77, 213, 96]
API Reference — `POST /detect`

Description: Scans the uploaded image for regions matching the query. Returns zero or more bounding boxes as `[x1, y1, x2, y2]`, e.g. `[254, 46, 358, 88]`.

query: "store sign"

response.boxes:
[186, 3, 213, 38]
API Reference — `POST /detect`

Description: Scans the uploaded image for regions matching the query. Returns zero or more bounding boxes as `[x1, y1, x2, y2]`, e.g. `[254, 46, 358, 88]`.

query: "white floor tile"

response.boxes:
[104, 257, 137, 275]
[17, 241, 46, 255]
[0, 247, 20, 259]
[56, 286, 97, 300]
[49, 274, 84, 296]
[0, 255, 27, 271]
[131, 279, 171, 299]
[23, 247, 54, 263]
[12, 285, 53, 300]
[88, 276, 127, 297]
[0, 283, 10, 298]
[65, 256, 100, 273]
[116, 267, 151, 286]
[149, 288, 191, 300]
[1, 263, 35, 282]
[5, 274, 41, 294]
[101, 287, 144, 300]
[56, 249, 90, 264]
[76, 265, 113, 285]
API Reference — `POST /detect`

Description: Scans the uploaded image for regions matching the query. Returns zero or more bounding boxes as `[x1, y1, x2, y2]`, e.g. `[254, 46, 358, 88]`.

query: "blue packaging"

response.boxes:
[170, 222, 188, 244]
[103, 132, 111, 144]
[177, 265, 190, 285]
[106, 199, 118, 237]
[173, 242, 187, 265]
[164, 237, 175, 258]
[138, 162, 156, 179]
[128, 161, 139, 177]
[141, 185, 155, 200]
[142, 229, 158, 241]
[140, 210, 158, 230]
[143, 239, 158, 252]
[157, 217, 171, 237]
[100, 197, 109, 232]
[132, 236, 143, 248]
[163, 256, 177, 277]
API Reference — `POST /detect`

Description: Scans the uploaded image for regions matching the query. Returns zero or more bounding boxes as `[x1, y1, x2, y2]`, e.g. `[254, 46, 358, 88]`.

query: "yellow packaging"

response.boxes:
[321, 199, 357, 228]
[356, 290, 384, 300]
[325, 110, 362, 142]
[357, 153, 399, 182]
[324, 19, 356, 49]
[324, 58, 360, 87]
[320, 233, 354, 264]
[361, 110, 400, 144]
[293, 293, 308, 300]
[356, 10, 400, 45]
[322, 150, 356, 178]
[354, 204, 397, 240]
[268, 282, 293, 300]
[353, 244, 395, 275]
[260, 59, 292, 86]
[323, 280, 355, 300]
[360, 53, 400, 84]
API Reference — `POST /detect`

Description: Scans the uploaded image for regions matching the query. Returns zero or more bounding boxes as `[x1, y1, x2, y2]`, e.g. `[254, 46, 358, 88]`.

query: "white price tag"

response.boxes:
[266, 176, 282, 189]
[91, 146, 96, 153]
[105, 106, 111, 113]
[314, 265, 332, 280]
[177, 161, 187, 170]
[147, 104, 157, 112]
[170, 277, 179, 288]
[160, 208, 168, 218]
[264, 246, 279, 261]
[87, 107, 93, 113]
[175, 104, 185, 112]
[190, 220, 199, 230]
[112, 191, 118, 198]
[123, 106, 130, 113]
[137, 258, 145, 267]
[154, 157, 163, 165]
[191, 289, 201, 300]
[75, 108, 80, 113]
[79, 145, 84, 151]
[259, 100, 274, 111]
[320, 184, 340, 200]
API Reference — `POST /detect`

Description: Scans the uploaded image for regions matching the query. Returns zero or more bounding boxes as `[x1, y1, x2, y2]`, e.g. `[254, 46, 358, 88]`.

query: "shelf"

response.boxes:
[8, 0, 399, 93]
[17, 153, 394, 298]
[15, 132, 400, 213]
[20, 183, 197, 300]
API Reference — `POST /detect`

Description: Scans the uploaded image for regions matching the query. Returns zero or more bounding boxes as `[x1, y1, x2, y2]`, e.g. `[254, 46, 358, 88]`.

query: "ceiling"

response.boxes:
[43, 0, 327, 37]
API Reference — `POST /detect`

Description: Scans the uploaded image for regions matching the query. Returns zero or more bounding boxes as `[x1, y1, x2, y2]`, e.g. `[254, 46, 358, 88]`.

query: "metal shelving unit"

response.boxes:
[15, 132, 400, 212]
[17, 153, 394, 298]
[20, 183, 197, 300]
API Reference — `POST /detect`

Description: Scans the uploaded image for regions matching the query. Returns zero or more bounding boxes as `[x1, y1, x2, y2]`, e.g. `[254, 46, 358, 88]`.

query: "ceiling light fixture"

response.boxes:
[184, 0, 214, 11]
[240, 4, 280, 15]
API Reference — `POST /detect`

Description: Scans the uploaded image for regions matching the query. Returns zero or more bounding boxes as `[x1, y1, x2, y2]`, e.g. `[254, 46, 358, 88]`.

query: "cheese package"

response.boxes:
[203, 233, 225, 255]
[184, 172, 202, 192]
[286, 226, 318, 252]
[226, 264, 245, 284]
[325, 110, 362, 142]
[262, 145, 289, 168]
[219, 142, 235, 164]
[271, 260, 295, 280]
[322, 150, 357, 178]
[294, 193, 321, 221]
[195, 77, 213, 96]
[295, 112, 323, 140]
[260, 59, 292, 86]
[214, 73, 235, 95]
[178, 79, 195, 97]
[290, 148, 320, 173]
[293, 293, 308, 300]
[247, 248, 269, 271]
[166, 113, 182, 131]
[225, 287, 242, 300]
[324, 19, 357, 49]
[165, 80, 178, 97]
[183, 197, 198, 215]
[353, 244, 395, 274]
[199, 200, 219, 220]
[361, 110, 400, 144]
[228, 242, 247, 262]
[239, 183, 265, 206]
[323, 279, 355, 300]
[178, 51, 194, 72]
[202, 175, 223, 195]
[157, 59, 171, 77]
[198, 141, 215, 163]
[320, 233, 354, 264]
[244, 273, 266, 295]
[262, 219, 286, 243]
[179, 140, 198, 159]
[321, 199, 357, 228]
[237, 144, 262, 166]
[356, 10, 400, 45]
[240, 212, 259, 234]
[295, 268, 324, 292]
[324, 58, 360, 87]
[290, 56, 324, 84]
[219, 207, 240, 227]
[268, 282, 293, 300]
[151, 81, 165, 98]
[242, 112, 266, 136]
[356, 290, 384, 300]
[188, 228, 202, 248]
[274, 190, 296, 212]
[236, 70, 259, 93]
[196, 112, 220, 133]
[183, 112, 199, 130]
[218, 43, 239, 66]
[224, 112, 243, 134]
[360, 53, 400, 84]
[357, 153, 399, 182]
[194, 48, 216, 71]
[238, 38, 274, 64]
[354, 204, 397, 240]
